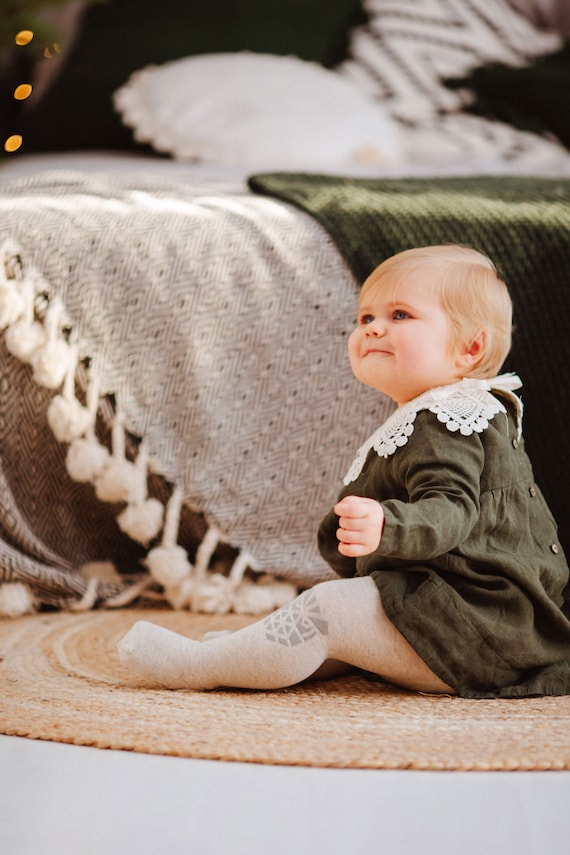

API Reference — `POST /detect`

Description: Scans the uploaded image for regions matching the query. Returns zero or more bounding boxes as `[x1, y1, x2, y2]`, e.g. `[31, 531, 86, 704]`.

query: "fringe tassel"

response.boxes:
[0, 239, 298, 616]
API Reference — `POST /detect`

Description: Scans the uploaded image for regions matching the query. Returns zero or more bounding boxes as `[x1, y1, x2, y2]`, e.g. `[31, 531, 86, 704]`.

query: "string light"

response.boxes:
[4, 135, 23, 153]
[14, 84, 33, 101]
[3, 30, 35, 154]
[15, 30, 34, 46]
[3, 27, 60, 155]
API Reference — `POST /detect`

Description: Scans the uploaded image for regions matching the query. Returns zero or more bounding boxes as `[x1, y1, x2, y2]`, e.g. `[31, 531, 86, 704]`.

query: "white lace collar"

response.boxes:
[343, 374, 523, 485]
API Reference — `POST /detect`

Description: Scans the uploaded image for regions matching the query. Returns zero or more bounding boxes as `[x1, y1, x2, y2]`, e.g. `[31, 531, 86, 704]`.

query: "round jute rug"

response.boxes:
[1, 608, 569, 771]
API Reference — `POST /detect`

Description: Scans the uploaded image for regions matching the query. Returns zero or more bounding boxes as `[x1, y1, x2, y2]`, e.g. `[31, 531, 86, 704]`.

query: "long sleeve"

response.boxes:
[318, 410, 485, 576]
[359, 413, 484, 570]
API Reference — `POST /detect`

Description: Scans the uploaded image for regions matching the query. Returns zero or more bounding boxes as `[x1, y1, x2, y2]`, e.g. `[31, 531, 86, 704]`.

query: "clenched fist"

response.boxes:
[334, 495, 385, 557]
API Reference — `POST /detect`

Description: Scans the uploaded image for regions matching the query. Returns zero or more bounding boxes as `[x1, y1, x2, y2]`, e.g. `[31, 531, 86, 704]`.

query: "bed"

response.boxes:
[1, 0, 570, 615]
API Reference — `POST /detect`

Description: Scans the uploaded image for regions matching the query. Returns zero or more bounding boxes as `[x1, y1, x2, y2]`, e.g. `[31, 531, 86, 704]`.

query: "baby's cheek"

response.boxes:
[347, 327, 360, 352]
[347, 335, 361, 372]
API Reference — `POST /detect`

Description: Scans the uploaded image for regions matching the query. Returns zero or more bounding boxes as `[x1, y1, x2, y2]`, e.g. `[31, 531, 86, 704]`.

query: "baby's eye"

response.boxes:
[392, 309, 410, 321]
[359, 313, 375, 325]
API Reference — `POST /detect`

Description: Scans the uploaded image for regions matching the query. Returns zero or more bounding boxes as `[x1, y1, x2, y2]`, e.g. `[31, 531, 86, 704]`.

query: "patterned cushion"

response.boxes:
[338, 0, 561, 123]
[445, 43, 570, 151]
[505, 0, 570, 34]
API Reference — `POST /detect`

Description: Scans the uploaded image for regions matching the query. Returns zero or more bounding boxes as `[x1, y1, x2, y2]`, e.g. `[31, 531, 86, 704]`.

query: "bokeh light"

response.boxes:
[14, 84, 33, 101]
[15, 30, 34, 46]
[4, 135, 23, 153]
[4, 30, 38, 154]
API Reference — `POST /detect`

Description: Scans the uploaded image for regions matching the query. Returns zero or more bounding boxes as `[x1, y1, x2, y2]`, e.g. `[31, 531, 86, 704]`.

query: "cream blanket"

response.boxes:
[0, 166, 392, 610]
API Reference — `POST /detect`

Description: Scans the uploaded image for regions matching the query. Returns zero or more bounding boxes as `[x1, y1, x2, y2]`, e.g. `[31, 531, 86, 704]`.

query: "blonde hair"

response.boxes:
[360, 245, 513, 379]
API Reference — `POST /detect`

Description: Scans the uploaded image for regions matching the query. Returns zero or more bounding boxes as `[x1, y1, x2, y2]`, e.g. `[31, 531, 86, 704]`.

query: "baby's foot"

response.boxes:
[117, 620, 212, 689]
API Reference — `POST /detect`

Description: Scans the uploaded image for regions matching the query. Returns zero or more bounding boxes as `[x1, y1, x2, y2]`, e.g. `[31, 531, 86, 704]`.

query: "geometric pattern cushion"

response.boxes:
[505, 0, 570, 35]
[338, 0, 562, 123]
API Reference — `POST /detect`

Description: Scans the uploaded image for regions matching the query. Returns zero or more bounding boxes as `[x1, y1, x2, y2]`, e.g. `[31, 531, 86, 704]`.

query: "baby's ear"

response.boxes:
[458, 330, 486, 369]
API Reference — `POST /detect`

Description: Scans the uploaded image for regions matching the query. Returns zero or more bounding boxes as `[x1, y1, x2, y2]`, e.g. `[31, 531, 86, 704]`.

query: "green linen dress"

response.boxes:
[317, 377, 570, 698]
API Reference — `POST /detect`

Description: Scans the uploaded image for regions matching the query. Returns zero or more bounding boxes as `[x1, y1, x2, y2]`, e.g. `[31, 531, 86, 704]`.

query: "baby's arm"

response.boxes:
[334, 495, 385, 557]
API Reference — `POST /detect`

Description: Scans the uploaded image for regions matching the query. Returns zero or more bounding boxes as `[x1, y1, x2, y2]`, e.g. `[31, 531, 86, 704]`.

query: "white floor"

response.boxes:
[1, 735, 570, 855]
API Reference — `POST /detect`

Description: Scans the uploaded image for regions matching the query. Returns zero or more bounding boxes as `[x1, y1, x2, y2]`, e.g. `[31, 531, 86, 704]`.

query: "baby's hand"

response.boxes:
[334, 495, 385, 557]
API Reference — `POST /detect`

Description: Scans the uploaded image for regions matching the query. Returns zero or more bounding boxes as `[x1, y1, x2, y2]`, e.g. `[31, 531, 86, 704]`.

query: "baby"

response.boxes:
[118, 244, 570, 698]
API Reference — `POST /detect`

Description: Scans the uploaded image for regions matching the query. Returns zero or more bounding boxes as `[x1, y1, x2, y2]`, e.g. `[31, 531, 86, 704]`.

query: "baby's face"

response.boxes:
[348, 270, 464, 404]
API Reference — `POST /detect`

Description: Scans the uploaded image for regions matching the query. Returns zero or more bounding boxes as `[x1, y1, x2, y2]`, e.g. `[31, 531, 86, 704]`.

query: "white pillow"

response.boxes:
[113, 51, 402, 170]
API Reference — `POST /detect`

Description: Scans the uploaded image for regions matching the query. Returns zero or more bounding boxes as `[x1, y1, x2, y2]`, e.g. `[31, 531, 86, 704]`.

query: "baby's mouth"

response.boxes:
[365, 346, 392, 356]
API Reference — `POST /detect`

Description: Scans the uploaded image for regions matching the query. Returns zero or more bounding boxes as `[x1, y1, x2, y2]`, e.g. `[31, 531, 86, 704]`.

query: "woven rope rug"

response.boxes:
[1, 608, 569, 771]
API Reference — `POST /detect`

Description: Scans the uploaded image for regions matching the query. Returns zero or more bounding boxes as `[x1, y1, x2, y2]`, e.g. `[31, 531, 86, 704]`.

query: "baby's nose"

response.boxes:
[366, 320, 386, 336]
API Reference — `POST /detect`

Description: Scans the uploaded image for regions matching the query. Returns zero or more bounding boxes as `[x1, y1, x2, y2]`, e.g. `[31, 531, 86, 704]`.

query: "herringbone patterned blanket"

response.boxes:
[0, 167, 391, 609]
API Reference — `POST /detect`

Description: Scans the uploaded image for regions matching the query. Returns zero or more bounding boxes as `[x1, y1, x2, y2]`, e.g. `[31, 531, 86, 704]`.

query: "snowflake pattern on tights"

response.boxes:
[263, 589, 329, 647]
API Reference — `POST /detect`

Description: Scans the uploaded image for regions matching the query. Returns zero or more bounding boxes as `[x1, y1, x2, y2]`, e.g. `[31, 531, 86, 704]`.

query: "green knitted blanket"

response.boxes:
[249, 174, 570, 558]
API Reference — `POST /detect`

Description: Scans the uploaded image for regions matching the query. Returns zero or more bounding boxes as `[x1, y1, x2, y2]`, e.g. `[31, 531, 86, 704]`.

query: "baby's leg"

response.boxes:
[117, 587, 332, 690]
[117, 577, 452, 693]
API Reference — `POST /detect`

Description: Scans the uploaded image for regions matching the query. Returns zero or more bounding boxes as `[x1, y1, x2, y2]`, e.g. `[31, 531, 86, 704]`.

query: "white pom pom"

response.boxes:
[117, 497, 164, 545]
[145, 544, 192, 587]
[30, 337, 71, 389]
[0, 582, 35, 617]
[0, 282, 25, 329]
[94, 458, 139, 503]
[46, 343, 92, 442]
[163, 577, 195, 610]
[47, 395, 92, 443]
[260, 578, 298, 609]
[93, 412, 138, 502]
[5, 318, 45, 362]
[30, 296, 71, 389]
[115, 442, 163, 543]
[191, 574, 233, 615]
[232, 578, 297, 615]
[66, 434, 110, 482]
[231, 581, 277, 615]
[4, 276, 45, 361]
